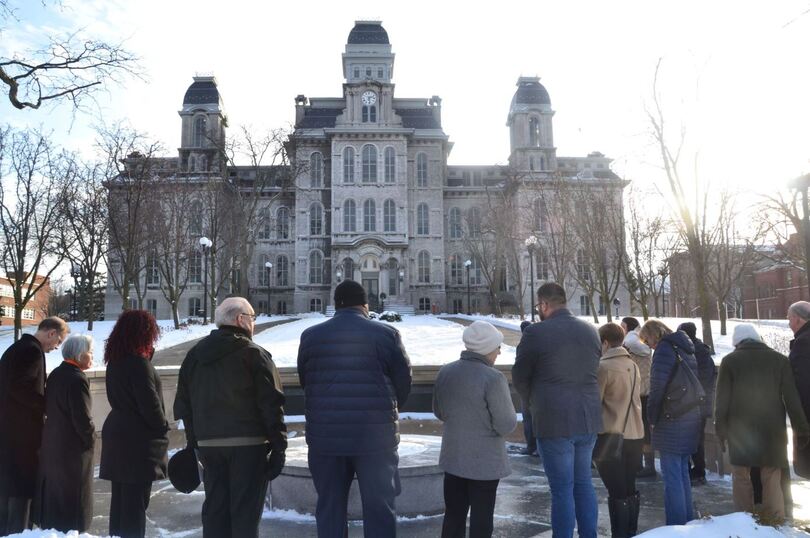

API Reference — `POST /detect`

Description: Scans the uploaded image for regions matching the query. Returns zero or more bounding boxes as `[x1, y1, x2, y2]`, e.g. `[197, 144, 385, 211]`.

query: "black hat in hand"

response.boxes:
[168, 446, 201, 494]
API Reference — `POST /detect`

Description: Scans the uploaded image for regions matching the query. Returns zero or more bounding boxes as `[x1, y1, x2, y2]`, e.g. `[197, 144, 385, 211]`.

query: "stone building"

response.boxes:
[104, 20, 628, 320]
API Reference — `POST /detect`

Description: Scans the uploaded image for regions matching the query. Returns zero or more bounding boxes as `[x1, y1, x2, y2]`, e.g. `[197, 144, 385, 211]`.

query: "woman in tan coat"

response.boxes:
[596, 323, 644, 537]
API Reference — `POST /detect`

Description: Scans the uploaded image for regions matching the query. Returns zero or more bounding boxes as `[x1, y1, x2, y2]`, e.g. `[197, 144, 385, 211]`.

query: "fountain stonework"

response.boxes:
[267, 434, 444, 518]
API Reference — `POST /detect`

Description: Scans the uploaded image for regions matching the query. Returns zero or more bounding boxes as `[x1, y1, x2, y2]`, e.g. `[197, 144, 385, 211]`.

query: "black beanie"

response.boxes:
[677, 322, 697, 341]
[334, 280, 367, 309]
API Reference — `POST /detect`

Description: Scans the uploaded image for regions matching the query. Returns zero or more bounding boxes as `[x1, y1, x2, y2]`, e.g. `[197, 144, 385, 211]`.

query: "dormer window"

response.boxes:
[354, 67, 360, 79]
[377, 68, 384, 78]
[366, 67, 372, 77]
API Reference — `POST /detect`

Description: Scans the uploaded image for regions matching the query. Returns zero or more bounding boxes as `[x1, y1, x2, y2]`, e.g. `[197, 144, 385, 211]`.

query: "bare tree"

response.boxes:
[648, 58, 715, 349]
[0, 1, 140, 111]
[0, 127, 72, 339]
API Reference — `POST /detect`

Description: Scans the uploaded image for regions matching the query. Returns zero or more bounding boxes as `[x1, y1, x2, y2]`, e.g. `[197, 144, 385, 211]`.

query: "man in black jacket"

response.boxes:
[297, 280, 412, 538]
[0, 316, 68, 534]
[174, 297, 286, 538]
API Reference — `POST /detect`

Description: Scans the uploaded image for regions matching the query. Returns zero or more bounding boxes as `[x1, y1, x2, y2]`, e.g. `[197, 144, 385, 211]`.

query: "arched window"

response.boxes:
[383, 199, 396, 232]
[363, 199, 376, 232]
[416, 203, 429, 235]
[362, 145, 377, 183]
[343, 199, 356, 232]
[277, 207, 290, 239]
[343, 147, 355, 184]
[529, 116, 540, 147]
[256, 207, 271, 239]
[193, 115, 207, 147]
[536, 247, 549, 281]
[189, 201, 203, 236]
[384, 147, 396, 183]
[418, 250, 431, 283]
[416, 152, 428, 187]
[468, 207, 482, 238]
[309, 152, 323, 188]
[276, 255, 289, 286]
[534, 199, 548, 232]
[309, 203, 323, 236]
[342, 257, 354, 281]
[449, 255, 463, 285]
[449, 207, 462, 239]
[309, 251, 323, 284]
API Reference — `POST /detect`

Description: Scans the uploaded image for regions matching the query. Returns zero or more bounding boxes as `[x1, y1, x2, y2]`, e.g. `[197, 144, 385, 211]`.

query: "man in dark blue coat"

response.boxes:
[677, 322, 716, 485]
[297, 280, 412, 538]
[513, 283, 602, 538]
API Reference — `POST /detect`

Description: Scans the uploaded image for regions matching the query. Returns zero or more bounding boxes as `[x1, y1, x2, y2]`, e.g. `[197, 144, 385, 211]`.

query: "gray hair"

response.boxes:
[214, 297, 250, 327]
[61, 334, 93, 361]
[789, 301, 810, 321]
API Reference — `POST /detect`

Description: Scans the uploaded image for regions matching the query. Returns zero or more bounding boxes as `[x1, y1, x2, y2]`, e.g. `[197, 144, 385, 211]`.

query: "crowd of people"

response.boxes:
[1, 282, 810, 537]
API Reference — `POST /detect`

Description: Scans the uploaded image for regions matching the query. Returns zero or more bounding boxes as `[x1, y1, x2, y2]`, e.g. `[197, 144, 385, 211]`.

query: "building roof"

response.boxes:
[514, 77, 551, 105]
[182, 77, 220, 106]
[297, 108, 343, 128]
[347, 21, 390, 45]
[395, 108, 440, 129]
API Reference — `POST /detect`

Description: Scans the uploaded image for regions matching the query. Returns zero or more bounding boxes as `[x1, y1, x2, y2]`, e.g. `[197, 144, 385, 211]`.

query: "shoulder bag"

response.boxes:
[593, 363, 638, 464]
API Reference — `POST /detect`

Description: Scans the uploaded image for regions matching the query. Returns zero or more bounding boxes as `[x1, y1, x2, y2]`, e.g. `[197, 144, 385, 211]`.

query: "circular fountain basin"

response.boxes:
[267, 434, 444, 519]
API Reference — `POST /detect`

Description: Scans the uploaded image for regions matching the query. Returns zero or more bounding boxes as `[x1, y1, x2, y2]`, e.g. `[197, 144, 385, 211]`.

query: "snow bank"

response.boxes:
[6, 530, 108, 538]
[636, 512, 808, 537]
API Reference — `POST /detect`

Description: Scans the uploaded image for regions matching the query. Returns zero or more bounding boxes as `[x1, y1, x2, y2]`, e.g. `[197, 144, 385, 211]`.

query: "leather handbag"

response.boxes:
[659, 345, 706, 421]
[593, 363, 638, 464]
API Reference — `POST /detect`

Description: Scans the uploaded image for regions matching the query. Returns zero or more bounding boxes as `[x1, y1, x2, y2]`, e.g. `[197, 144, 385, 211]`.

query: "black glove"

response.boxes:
[718, 436, 726, 453]
[266, 449, 285, 481]
[796, 434, 810, 451]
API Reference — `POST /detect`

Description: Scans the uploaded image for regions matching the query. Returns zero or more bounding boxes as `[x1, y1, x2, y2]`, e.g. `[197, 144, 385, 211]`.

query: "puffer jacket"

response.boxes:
[690, 336, 717, 418]
[173, 325, 287, 453]
[624, 329, 652, 396]
[297, 308, 412, 456]
[647, 331, 702, 455]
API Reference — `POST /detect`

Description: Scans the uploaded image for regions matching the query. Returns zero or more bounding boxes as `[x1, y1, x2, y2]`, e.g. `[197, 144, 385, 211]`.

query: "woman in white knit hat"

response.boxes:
[432, 320, 517, 538]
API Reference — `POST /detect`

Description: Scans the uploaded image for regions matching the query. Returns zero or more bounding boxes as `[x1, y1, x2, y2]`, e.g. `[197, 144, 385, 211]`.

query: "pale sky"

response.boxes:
[2, 0, 810, 197]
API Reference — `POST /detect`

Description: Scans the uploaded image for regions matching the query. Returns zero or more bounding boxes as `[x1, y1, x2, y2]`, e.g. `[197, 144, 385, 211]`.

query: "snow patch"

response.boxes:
[636, 512, 809, 537]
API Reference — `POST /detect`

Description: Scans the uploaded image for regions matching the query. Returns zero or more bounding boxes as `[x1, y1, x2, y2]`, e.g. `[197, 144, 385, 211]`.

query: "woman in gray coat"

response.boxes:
[433, 321, 517, 538]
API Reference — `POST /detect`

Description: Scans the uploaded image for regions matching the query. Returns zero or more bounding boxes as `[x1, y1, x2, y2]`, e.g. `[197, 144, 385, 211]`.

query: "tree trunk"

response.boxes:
[719, 298, 728, 336]
[692, 252, 715, 350]
[172, 302, 180, 329]
[589, 295, 599, 324]
[86, 276, 95, 331]
[14, 308, 22, 342]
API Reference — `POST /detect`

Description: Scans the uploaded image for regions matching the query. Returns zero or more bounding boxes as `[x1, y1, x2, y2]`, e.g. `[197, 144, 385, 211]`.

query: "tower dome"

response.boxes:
[347, 21, 390, 45]
[513, 77, 551, 106]
[182, 75, 221, 106]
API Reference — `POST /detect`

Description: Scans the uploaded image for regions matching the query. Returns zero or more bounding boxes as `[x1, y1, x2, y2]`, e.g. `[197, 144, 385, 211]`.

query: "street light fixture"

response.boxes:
[524, 236, 538, 322]
[265, 261, 273, 316]
[336, 267, 343, 283]
[199, 236, 212, 324]
[464, 259, 472, 315]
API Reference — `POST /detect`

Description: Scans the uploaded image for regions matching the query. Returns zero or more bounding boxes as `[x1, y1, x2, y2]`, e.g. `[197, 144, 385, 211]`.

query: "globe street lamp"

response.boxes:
[265, 261, 273, 316]
[524, 236, 538, 322]
[398, 269, 404, 296]
[336, 267, 343, 283]
[199, 236, 212, 324]
[464, 259, 472, 315]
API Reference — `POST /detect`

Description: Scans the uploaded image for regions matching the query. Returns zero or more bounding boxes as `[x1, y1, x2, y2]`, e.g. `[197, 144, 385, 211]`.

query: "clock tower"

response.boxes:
[341, 20, 396, 126]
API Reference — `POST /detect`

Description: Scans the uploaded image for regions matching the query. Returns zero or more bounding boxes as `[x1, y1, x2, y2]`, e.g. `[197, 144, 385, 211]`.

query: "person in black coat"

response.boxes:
[37, 334, 95, 533]
[174, 297, 287, 538]
[297, 280, 412, 538]
[99, 310, 169, 538]
[0, 317, 68, 534]
[676, 322, 716, 485]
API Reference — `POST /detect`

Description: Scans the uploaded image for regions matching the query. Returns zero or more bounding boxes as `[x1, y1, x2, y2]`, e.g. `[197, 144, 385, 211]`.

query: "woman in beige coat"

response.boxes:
[596, 323, 644, 537]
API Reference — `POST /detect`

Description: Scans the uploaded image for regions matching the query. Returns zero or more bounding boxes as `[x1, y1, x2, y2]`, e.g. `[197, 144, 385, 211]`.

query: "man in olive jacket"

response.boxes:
[174, 297, 286, 538]
[715, 323, 810, 521]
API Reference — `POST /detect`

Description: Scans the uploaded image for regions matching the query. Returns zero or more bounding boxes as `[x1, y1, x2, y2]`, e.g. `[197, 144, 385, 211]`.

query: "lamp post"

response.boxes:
[398, 269, 404, 296]
[524, 236, 538, 322]
[336, 267, 343, 283]
[199, 236, 212, 324]
[66, 288, 73, 321]
[464, 259, 472, 315]
[70, 263, 82, 320]
[264, 261, 273, 316]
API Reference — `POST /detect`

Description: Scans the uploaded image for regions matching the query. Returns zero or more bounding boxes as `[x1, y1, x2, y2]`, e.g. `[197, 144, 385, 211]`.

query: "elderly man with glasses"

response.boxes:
[174, 296, 286, 538]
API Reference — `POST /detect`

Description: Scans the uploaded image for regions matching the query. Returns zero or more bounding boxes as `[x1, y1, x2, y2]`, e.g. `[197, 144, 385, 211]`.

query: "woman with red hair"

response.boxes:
[99, 310, 168, 538]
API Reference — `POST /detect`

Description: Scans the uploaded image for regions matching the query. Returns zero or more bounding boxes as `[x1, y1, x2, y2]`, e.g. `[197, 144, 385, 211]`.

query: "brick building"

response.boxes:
[0, 275, 52, 327]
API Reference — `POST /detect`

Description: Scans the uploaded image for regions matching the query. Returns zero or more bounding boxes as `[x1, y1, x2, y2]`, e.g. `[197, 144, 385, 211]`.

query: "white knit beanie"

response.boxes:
[732, 323, 762, 347]
[462, 321, 504, 355]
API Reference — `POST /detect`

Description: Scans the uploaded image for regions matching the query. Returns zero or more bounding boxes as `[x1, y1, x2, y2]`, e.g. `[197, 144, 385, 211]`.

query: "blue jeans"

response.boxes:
[660, 452, 693, 525]
[539, 434, 598, 538]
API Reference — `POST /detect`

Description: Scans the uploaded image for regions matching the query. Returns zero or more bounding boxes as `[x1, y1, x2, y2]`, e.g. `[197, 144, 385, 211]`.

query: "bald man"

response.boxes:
[174, 297, 286, 538]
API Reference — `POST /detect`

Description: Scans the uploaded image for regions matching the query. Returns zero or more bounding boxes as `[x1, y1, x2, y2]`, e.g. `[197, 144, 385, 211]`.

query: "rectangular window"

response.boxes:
[146, 298, 157, 318]
[277, 301, 288, 315]
[353, 67, 359, 79]
[188, 297, 201, 317]
[418, 297, 431, 312]
[377, 68, 384, 78]
[21, 308, 34, 321]
[580, 295, 590, 316]
[452, 298, 463, 314]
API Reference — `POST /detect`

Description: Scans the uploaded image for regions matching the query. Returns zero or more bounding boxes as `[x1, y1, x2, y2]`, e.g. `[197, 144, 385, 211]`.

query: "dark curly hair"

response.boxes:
[104, 310, 160, 365]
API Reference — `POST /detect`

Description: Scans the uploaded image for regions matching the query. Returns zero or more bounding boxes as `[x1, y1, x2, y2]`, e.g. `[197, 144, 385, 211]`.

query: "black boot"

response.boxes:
[608, 497, 632, 538]
[628, 491, 640, 536]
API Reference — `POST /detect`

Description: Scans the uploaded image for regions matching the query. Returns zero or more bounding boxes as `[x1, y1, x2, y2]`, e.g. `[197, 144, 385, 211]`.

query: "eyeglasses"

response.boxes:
[240, 313, 257, 321]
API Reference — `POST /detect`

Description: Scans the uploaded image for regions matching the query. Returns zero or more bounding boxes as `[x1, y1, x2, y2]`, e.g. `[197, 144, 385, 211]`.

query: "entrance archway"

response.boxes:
[359, 254, 380, 311]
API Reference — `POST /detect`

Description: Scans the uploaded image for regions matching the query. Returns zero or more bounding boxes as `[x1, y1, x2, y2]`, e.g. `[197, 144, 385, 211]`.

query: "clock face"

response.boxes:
[361, 91, 377, 106]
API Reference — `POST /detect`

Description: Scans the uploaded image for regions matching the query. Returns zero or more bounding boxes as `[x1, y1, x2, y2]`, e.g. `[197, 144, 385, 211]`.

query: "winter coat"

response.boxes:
[297, 308, 412, 456]
[512, 308, 603, 439]
[623, 329, 651, 396]
[433, 351, 517, 480]
[789, 321, 810, 424]
[689, 335, 717, 418]
[597, 347, 644, 440]
[100, 353, 169, 483]
[37, 361, 95, 532]
[715, 340, 810, 468]
[0, 334, 46, 497]
[174, 325, 286, 452]
[647, 331, 702, 455]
